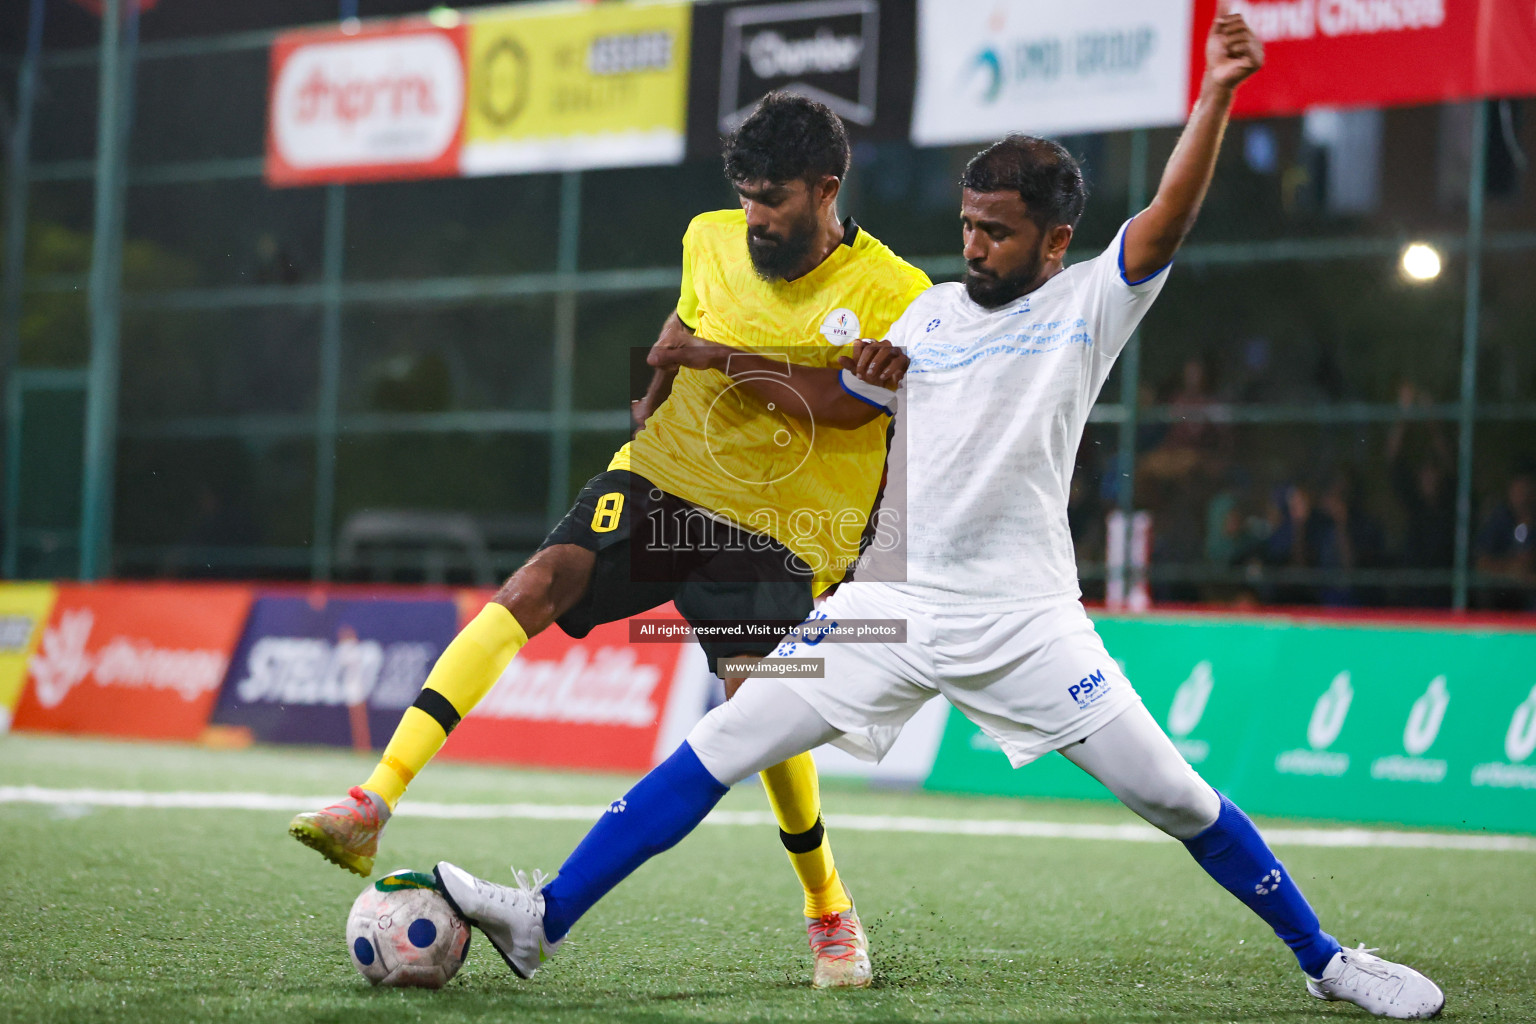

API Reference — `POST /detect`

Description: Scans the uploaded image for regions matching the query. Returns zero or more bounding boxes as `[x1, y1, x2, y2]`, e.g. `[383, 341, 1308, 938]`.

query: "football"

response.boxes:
[346, 870, 472, 989]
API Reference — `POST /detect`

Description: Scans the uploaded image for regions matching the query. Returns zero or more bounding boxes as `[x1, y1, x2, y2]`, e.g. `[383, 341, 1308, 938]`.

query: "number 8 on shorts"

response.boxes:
[590, 492, 625, 533]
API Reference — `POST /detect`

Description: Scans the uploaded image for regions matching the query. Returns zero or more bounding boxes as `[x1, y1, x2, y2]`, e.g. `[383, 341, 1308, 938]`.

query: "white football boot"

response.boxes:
[1306, 944, 1444, 1019]
[434, 862, 563, 978]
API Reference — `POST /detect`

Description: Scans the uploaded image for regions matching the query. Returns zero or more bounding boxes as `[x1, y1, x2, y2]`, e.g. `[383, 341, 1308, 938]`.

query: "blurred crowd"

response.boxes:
[1070, 372, 1535, 611]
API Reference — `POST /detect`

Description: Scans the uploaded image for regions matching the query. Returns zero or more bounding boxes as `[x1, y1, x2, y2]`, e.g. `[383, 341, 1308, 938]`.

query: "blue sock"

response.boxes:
[540, 742, 729, 943]
[1182, 793, 1342, 977]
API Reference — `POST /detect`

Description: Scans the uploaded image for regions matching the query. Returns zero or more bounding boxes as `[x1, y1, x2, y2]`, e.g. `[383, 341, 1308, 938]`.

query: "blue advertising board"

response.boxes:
[210, 594, 457, 748]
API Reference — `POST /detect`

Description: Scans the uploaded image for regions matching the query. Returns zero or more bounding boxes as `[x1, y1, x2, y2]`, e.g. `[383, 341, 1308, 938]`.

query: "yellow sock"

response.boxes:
[361, 604, 527, 809]
[760, 752, 852, 918]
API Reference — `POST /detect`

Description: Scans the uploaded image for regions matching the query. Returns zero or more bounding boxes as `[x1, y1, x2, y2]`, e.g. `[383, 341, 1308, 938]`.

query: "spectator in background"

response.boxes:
[1263, 474, 1385, 606]
[1262, 483, 1323, 604]
[1206, 487, 1268, 567]
[1139, 356, 1230, 601]
[1141, 355, 1230, 484]
[1317, 471, 1386, 605]
[1203, 486, 1268, 607]
[1475, 469, 1536, 610]
[1387, 382, 1455, 606]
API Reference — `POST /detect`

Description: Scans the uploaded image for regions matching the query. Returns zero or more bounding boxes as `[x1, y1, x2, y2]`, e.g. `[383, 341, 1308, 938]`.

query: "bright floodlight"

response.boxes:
[427, 6, 461, 28]
[1400, 243, 1442, 282]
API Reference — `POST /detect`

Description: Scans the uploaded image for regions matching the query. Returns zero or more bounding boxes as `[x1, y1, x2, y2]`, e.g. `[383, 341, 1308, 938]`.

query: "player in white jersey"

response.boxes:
[432, 7, 1444, 1018]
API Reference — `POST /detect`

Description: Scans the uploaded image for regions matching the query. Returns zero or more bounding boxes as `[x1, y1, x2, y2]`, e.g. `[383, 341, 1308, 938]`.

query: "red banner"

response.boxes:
[1477, 0, 1536, 99]
[1189, 0, 1536, 117]
[266, 19, 468, 187]
[440, 597, 704, 773]
[13, 583, 254, 741]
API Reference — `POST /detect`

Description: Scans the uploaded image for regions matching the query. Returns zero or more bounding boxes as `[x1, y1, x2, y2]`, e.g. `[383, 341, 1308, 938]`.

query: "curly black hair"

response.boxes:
[961, 135, 1088, 231]
[722, 90, 851, 186]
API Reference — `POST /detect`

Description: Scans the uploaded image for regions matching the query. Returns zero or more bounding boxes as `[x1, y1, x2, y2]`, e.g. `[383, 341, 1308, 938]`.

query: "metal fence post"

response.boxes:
[547, 171, 582, 522]
[1, 0, 46, 579]
[79, 0, 137, 580]
[309, 0, 357, 580]
[1452, 101, 1489, 612]
[311, 184, 346, 580]
[1112, 128, 1150, 601]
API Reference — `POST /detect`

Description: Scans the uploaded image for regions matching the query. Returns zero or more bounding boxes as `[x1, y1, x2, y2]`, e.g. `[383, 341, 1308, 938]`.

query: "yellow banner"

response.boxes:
[464, 0, 691, 174]
[0, 582, 56, 733]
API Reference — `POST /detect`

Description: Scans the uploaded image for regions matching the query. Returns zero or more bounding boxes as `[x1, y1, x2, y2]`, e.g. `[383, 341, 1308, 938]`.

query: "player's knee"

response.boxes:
[1131, 771, 1220, 840]
[494, 546, 593, 635]
[685, 701, 757, 786]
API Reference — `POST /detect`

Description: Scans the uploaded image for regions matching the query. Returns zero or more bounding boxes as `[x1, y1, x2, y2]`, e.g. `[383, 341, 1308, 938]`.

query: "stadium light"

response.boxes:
[1400, 242, 1442, 283]
[426, 6, 461, 28]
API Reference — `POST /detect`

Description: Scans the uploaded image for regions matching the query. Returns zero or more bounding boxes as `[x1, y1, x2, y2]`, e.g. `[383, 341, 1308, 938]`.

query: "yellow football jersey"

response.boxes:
[610, 208, 930, 589]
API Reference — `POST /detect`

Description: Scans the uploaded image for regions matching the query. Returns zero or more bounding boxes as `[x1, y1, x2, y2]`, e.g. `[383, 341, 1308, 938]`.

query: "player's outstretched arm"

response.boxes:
[1122, 2, 1263, 282]
[649, 337, 905, 428]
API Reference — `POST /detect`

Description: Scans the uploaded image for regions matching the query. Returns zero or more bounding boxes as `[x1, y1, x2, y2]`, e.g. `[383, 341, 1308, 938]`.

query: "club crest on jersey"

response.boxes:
[819, 307, 860, 345]
[1068, 669, 1111, 709]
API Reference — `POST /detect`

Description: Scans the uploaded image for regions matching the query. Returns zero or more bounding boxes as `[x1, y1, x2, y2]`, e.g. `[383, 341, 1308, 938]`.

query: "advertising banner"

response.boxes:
[440, 598, 708, 773]
[1477, 0, 1536, 98]
[210, 594, 456, 748]
[462, 1, 692, 175]
[911, 0, 1193, 147]
[0, 583, 56, 735]
[925, 614, 1536, 834]
[13, 584, 253, 741]
[1187, 0, 1536, 118]
[685, 0, 916, 158]
[266, 19, 468, 187]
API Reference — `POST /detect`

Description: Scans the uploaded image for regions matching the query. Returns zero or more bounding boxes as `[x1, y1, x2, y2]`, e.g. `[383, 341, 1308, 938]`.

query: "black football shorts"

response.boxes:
[538, 469, 815, 674]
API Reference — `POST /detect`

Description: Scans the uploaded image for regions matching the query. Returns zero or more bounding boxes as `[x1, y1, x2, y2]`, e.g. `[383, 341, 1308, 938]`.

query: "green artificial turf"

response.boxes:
[2, 734, 1532, 1023]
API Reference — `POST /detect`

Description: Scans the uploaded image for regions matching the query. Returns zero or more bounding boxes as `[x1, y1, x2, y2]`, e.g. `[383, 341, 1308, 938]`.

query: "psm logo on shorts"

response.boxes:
[1068, 669, 1110, 709]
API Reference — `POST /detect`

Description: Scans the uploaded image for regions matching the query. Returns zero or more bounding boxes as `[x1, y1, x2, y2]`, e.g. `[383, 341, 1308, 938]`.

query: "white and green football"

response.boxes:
[346, 869, 471, 988]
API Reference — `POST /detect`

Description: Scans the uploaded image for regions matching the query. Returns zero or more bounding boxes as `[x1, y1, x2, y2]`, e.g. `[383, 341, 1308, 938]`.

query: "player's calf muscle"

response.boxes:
[492, 544, 594, 636]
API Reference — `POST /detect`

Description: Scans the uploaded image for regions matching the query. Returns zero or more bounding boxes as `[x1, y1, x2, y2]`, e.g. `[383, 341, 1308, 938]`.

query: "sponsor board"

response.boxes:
[462, 1, 692, 175]
[210, 594, 456, 749]
[1274, 669, 1353, 777]
[926, 614, 1536, 834]
[440, 598, 705, 773]
[13, 584, 253, 741]
[685, 0, 916, 157]
[926, 616, 1278, 802]
[267, 19, 468, 186]
[1470, 684, 1536, 791]
[0, 583, 57, 734]
[1186, 0, 1536, 117]
[912, 0, 1193, 147]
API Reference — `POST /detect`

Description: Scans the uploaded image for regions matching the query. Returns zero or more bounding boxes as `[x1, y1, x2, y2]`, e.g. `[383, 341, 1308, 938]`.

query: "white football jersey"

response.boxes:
[856, 219, 1169, 608]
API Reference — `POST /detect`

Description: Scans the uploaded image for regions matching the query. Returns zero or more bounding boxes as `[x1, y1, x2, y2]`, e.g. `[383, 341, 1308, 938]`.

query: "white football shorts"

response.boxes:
[763, 582, 1140, 767]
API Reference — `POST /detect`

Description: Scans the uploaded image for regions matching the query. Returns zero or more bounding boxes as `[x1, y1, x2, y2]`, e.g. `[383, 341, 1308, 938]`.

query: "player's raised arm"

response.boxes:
[649, 336, 905, 428]
[1121, 2, 1263, 282]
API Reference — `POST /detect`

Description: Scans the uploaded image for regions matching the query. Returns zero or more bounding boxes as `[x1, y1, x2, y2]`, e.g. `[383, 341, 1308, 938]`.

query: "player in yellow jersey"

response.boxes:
[289, 92, 930, 988]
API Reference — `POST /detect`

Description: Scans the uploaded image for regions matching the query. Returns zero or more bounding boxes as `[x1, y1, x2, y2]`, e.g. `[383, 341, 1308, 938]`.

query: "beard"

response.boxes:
[746, 207, 819, 281]
[963, 249, 1044, 309]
